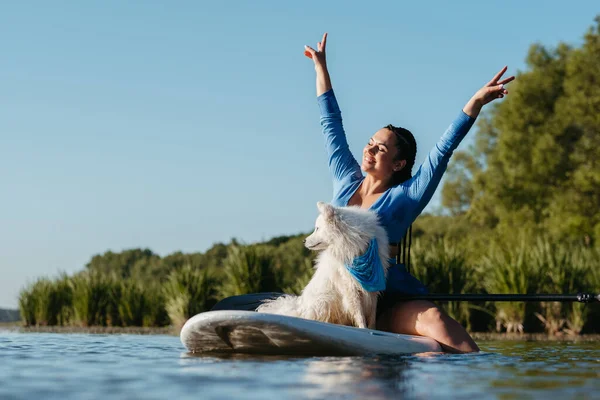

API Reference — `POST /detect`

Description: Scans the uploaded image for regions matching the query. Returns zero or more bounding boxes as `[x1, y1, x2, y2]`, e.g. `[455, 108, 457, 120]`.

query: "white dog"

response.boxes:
[257, 202, 390, 329]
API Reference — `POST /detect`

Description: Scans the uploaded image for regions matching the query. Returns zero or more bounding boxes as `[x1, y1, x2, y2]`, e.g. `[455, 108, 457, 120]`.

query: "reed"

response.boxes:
[267, 236, 313, 291]
[163, 265, 218, 329]
[478, 241, 543, 333]
[411, 239, 476, 329]
[141, 284, 169, 327]
[283, 258, 315, 295]
[527, 240, 593, 334]
[116, 280, 149, 327]
[18, 283, 38, 326]
[219, 245, 280, 298]
[70, 271, 119, 327]
[17, 274, 73, 326]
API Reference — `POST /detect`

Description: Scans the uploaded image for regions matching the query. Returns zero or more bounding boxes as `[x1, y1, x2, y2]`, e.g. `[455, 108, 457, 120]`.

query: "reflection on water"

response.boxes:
[0, 331, 598, 400]
[299, 356, 410, 398]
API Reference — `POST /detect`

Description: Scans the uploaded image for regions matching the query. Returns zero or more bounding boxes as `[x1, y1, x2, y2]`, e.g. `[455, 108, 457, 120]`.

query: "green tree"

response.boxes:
[443, 17, 600, 244]
[85, 248, 160, 279]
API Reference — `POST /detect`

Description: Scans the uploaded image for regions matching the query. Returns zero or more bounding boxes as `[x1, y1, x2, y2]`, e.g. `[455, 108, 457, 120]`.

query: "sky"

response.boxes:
[1, 1, 598, 308]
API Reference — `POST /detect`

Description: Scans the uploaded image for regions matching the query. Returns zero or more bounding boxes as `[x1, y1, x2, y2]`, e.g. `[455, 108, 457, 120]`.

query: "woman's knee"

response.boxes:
[414, 305, 446, 336]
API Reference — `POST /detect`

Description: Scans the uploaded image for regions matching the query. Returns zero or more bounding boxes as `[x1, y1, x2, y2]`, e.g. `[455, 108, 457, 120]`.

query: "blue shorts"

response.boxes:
[376, 261, 429, 317]
[384, 260, 429, 295]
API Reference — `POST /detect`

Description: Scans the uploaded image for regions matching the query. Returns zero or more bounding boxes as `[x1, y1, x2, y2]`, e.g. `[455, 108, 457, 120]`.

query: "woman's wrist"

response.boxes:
[462, 97, 483, 119]
[315, 62, 328, 72]
[316, 64, 332, 97]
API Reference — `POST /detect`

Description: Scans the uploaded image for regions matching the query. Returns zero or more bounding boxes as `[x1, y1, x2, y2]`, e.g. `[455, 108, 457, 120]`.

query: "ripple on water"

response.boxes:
[0, 333, 598, 400]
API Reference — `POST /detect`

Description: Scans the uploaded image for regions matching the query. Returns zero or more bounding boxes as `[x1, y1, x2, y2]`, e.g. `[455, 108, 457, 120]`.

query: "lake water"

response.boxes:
[0, 331, 598, 399]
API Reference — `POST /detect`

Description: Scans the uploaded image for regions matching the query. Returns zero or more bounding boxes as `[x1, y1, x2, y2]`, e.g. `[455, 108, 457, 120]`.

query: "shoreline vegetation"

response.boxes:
[0, 322, 173, 335]
[13, 18, 600, 338]
[15, 233, 600, 336]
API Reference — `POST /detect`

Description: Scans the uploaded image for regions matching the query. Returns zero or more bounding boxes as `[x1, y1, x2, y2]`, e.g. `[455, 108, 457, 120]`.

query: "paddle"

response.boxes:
[212, 292, 600, 313]
[389, 293, 600, 303]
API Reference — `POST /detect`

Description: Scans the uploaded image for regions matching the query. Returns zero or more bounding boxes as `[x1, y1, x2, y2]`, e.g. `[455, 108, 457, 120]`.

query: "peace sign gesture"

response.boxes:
[304, 33, 328, 68]
[464, 66, 515, 117]
[475, 66, 515, 106]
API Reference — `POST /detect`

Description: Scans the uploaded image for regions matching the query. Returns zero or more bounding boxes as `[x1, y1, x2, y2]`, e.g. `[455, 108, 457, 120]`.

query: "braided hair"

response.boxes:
[384, 124, 417, 186]
[385, 124, 417, 272]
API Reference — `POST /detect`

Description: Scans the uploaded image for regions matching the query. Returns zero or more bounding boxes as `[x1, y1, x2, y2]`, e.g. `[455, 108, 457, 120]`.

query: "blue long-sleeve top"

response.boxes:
[319, 89, 476, 245]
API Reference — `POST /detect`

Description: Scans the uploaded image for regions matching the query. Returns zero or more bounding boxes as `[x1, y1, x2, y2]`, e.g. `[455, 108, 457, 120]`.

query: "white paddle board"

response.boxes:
[180, 310, 442, 356]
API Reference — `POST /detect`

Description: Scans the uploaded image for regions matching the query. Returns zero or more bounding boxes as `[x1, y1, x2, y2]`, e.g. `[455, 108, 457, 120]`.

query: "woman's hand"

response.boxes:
[463, 66, 515, 118]
[305, 33, 332, 96]
[304, 32, 328, 69]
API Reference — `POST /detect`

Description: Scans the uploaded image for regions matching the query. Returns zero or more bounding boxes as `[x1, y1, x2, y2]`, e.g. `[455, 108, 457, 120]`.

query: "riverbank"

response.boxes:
[470, 332, 600, 342]
[0, 322, 176, 335]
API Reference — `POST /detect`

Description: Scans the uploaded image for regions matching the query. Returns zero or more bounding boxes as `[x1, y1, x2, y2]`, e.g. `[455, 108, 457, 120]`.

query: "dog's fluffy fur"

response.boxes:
[257, 202, 389, 329]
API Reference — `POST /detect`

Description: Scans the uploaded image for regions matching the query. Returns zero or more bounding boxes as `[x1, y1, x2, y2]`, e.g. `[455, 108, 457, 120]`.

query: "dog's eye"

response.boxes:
[314, 227, 319, 232]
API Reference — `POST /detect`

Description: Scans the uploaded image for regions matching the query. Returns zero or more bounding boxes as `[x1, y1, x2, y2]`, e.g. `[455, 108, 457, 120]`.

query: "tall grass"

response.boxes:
[116, 281, 149, 327]
[163, 265, 219, 329]
[283, 258, 315, 295]
[219, 245, 280, 298]
[267, 236, 313, 291]
[527, 240, 594, 334]
[478, 241, 543, 333]
[140, 284, 169, 327]
[18, 283, 38, 326]
[18, 275, 73, 326]
[70, 271, 119, 326]
[412, 240, 477, 329]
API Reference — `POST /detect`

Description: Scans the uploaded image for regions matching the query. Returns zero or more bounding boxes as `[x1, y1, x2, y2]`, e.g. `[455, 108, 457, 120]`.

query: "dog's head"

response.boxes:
[304, 202, 338, 251]
[305, 201, 391, 275]
[304, 201, 382, 249]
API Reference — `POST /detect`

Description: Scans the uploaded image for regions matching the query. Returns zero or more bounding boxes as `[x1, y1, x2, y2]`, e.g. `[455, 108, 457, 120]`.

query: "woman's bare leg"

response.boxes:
[376, 300, 479, 353]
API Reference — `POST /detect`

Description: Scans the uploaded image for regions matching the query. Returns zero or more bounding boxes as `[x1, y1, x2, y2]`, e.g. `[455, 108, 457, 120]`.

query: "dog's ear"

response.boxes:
[317, 201, 335, 222]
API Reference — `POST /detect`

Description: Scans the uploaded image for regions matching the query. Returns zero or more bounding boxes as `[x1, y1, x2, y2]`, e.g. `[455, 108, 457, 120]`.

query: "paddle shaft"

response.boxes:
[390, 293, 600, 303]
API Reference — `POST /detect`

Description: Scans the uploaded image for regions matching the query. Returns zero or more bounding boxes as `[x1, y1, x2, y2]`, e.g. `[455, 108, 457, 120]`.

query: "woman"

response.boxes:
[212, 33, 514, 354]
[303, 33, 514, 353]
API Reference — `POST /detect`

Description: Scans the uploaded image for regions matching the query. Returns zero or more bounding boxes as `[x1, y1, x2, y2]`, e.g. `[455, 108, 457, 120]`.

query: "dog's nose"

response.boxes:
[302, 239, 306, 244]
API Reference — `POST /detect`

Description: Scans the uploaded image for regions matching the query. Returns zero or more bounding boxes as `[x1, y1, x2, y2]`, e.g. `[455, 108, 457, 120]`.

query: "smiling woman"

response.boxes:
[304, 32, 515, 353]
[359, 125, 417, 200]
[209, 32, 515, 354]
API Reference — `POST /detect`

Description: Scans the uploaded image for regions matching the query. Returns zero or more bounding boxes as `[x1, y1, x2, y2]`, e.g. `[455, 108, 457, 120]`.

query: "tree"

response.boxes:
[442, 17, 600, 244]
[85, 248, 159, 278]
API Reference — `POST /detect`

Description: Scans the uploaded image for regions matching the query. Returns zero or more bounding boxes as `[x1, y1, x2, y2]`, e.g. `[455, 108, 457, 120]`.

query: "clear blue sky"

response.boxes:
[1, 1, 597, 308]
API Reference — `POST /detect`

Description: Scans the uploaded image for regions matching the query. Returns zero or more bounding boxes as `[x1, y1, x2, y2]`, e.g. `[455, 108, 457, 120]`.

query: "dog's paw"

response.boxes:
[354, 314, 368, 329]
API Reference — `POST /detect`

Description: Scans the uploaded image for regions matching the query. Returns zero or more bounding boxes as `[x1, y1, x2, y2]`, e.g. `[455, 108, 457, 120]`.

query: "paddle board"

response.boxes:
[180, 310, 442, 356]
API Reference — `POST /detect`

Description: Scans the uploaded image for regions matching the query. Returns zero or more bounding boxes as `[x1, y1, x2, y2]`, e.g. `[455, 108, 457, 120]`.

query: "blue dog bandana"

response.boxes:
[344, 238, 386, 292]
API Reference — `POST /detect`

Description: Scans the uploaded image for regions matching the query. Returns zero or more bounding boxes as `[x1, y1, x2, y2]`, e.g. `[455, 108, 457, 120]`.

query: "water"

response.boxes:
[0, 331, 598, 400]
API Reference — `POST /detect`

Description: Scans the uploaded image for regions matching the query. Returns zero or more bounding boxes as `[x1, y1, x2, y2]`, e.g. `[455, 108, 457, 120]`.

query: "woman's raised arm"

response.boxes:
[307, 33, 362, 184]
[406, 67, 515, 216]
